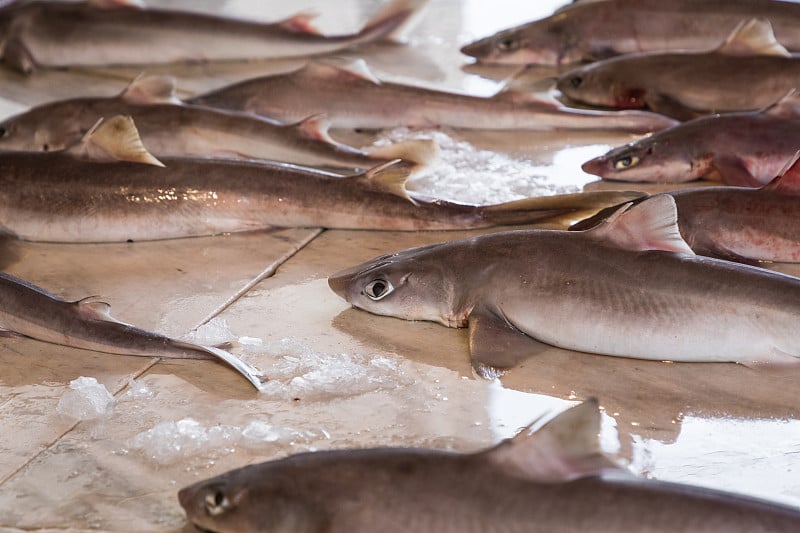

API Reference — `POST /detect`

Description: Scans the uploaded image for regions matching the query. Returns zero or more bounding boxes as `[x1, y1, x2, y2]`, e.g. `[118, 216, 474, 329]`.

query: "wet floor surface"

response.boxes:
[0, 0, 799, 531]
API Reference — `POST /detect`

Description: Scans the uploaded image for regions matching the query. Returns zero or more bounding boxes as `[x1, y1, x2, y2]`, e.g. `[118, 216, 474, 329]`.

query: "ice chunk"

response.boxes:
[368, 128, 578, 205]
[56, 376, 116, 421]
[128, 418, 243, 465]
[122, 378, 155, 400]
[186, 317, 236, 346]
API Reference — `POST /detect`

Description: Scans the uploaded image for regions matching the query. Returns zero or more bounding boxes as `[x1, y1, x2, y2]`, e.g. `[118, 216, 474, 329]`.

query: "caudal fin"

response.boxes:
[479, 190, 645, 227]
[359, 0, 430, 44]
[171, 340, 268, 392]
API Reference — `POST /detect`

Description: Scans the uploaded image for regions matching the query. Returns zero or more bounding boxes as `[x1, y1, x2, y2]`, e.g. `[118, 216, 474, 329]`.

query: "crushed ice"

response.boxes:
[368, 128, 579, 205]
[56, 376, 116, 421]
[185, 317, 237, 346]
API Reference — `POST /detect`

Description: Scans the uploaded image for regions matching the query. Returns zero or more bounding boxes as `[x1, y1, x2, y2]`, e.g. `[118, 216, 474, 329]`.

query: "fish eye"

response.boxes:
[364, 279, 393, 301]
[496, 37, 519, 52]
[570, 75, 583, 88]
[0, 126, 6, 138]
[614, 155, 640, 170]
[205, 490, 232, 517]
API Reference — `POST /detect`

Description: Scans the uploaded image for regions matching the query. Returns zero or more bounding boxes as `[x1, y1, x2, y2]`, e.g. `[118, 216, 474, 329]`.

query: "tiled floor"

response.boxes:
[0, 1, 798, 531]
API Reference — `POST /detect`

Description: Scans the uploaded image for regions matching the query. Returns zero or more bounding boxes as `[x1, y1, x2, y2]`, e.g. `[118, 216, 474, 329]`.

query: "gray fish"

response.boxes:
[581, 93, 800, 186]
[0, 115, 639, 242]
[0, 74, 435, 171]
[0, 271, 266, 391]
[572, 154, 800, 264]
[329, 194, 800, 375]
[0, 0, 428, 73]
[178, 399, 800, 533]
[461, 0, 800, 65]
[189, 59, 678, 132]
[556, 19, 800, 120]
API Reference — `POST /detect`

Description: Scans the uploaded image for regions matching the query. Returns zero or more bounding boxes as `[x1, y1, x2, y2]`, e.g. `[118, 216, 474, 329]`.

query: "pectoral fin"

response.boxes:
[468, 306, 549, 378]
[712, 156, 762, 187]
[2, 35, 36, 74]
[645, 93, 704, 121]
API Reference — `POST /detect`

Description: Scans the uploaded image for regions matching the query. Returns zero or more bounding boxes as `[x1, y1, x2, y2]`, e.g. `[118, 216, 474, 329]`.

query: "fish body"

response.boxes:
[0, 116, 637, 242]
[0, 272, 266, 390]
[581, 101, 800, 186]
[189, 60, 678, 132]
[329, 195, 800, 373]
[0, 0, 427, 73]
[461, 0, 800, 65]
[556, 19, 800, 119]
[0, 75, 434, 170]
[179, 400, 800, 532]
[573, 159, 800, 263]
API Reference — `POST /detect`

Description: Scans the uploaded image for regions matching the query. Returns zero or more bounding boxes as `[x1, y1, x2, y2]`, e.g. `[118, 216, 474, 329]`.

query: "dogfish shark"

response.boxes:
[179, 399, 800, 532]
[330, 194, 800, 375]
[0, 0, 428, 73]
[189, 59, 678, 132]
[0, 115, 638, 242]
[573, 153, 800, 264]
[0, 74, 435, 170]
[0, 272, 266, 391]
[461, 0, 800, 65]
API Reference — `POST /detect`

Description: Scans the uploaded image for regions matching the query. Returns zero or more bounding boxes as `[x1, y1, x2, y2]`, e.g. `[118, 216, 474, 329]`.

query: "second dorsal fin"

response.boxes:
[70, 115, 164, 167]
[716, 18, 790, 57]
[119, 73, 181, 105]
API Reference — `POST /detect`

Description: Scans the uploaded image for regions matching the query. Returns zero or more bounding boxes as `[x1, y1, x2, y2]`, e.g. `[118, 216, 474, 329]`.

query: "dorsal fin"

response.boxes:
[88, 0, 145, 8]
[295, 114, 335, 144]
[70, 115, 164, 167]
[119, 73, 181, 105]
[716, 18, 790, 57]
[764, 151, 800, 194]
[360, 159, 416, 205]
[761, 89, 800, 119]
[299, 60, 381, 85]
[277, 12, 321, 35]
[74, 297, 131, 326]
[586, 194, 694, 254]
[484, 399, 621, 482]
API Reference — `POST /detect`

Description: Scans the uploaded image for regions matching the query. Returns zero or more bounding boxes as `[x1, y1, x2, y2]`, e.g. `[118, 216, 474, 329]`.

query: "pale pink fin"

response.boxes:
[299, 60, 381, 85]
[88, 0, 145, 8]
[362, 0, 430, 44]
[278, 12, 321, 35]
[296, 114, 336, 144]
[716, 18, 789, 57]
[484, 399, 622, 482]
[361, 159, 417, 205]
[74, 297, 132, 326]
[119, 73, 181, 105]
[69, 115, 165, 167]
[764, 151, 800, 194]
[587, 194, 695, 254]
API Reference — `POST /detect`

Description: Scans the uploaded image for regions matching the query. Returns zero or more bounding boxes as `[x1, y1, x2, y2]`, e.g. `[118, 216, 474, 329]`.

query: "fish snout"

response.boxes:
[328, 269, 356, 301]
[581, 156, 609, 177]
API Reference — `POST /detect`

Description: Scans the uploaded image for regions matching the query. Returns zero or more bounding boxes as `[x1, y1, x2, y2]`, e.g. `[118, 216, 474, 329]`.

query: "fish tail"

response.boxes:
[360, 0, 430, 44]
[168, 340, 267, 392]
[479, 191, 645, 226]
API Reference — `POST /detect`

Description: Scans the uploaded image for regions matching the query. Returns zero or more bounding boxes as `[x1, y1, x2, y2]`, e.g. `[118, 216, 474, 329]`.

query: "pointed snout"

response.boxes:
[328, 264, 362, 301]
[459, 39, 485, 60]
[581, 156, 609, 178]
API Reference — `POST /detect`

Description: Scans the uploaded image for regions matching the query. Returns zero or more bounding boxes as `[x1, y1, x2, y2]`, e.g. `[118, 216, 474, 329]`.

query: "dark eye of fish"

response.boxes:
[497, 37, 519, 52]
[0, 127, 6, 138]
[570, 76, 583, 88]
[365, 279, 393, 301]
[205, 490, 231, 516]
[614, 155, 640, 170]
[43, 143, 49, 151]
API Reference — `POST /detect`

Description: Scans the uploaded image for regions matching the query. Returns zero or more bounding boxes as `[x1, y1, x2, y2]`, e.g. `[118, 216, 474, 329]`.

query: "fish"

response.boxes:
[188, 59, 679, 132]
[0, 115, 640, 243]
[178, 398, 800, 532]
[581, 93, 800, 187]
[0, 74, 436, 171]
[572, 154, 800, 264]
[460, 0, 800, 65]
[329, 194, 800, 376]
[556, 19, 800, 120]
[0, 271, 266, 391]
[0, 0, 428, 73]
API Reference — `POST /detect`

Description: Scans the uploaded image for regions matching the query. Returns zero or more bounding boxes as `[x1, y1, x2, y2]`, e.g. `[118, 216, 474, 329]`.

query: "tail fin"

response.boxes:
[171, 340, 268, 392]
[365, 139, 439, 169]
[360, 0, 430, 44]
[480, 190, 645, 226]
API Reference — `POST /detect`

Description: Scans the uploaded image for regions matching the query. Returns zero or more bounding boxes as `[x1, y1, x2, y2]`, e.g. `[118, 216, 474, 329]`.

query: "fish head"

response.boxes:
[0, 103, 85, 152]
[582, 135, 706, 183]
[557, 63, 644, 109]
[178, 467, 323, 533]
[328, 244, 463, 327]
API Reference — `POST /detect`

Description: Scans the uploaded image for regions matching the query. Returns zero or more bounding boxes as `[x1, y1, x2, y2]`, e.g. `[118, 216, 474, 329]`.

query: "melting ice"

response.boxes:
[56, 376, 116, 421]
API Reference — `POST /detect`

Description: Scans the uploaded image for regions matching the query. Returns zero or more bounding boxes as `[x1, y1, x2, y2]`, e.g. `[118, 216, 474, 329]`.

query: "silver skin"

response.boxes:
[571, 163, 800, 264]
[0, 149, 638, 242]
[0, 0, 427, 73]
[0, 93, 433, 171]
[581, 107, 800, 186]
[0, 272, 266, 390]
[178, 399, 800, 533]
[189, 61, 678, 132]
[460, 0, 800, 65]
[329, 195, 800, 374]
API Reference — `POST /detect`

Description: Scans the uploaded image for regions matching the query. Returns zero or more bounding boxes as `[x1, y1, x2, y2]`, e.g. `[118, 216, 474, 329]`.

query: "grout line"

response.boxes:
[194, 228, 325, 328]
